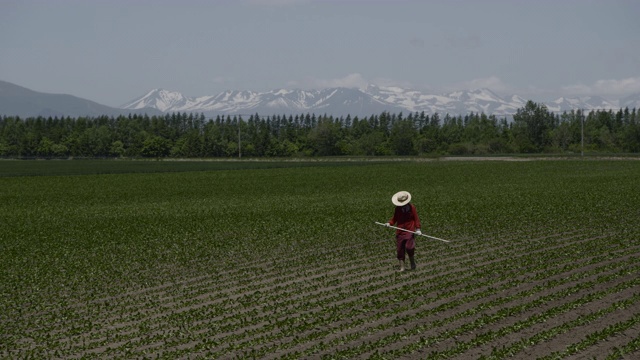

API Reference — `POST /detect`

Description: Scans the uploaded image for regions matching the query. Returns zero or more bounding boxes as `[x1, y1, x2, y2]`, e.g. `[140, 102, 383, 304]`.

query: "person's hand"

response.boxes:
[385, 222, 391, 227]
[415, 229, 422, 235]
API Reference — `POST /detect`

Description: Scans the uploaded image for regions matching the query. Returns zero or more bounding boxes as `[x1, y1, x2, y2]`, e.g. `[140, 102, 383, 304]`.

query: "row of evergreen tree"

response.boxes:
[1, 101, 639, 158]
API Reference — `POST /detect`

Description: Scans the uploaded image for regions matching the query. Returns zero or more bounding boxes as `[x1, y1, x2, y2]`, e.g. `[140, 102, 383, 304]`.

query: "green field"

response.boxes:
[1, 159, 639, 359]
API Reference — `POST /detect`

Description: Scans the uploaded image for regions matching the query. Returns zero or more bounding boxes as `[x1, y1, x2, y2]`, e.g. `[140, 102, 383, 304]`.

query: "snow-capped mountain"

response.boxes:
[4, 79, 635, 119]
[546, 96, 619, 113]
[122, 87, 403, 117]
[365, 86, 528, 116]
[620, 93, 640, 109]
[122, 89, 192, 112]
[122, 85, 636, 118]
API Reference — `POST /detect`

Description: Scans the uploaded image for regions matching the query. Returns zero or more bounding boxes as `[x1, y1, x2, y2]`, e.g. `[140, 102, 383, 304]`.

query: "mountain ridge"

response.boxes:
[122, 85, 639, 118]
[2, 79, 639, 119]
[0, 80, 161, 118]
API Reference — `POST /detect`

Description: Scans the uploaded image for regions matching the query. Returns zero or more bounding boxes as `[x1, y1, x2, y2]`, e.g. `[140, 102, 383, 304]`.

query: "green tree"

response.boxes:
[36, 137, 55, 157]
[389, 119, 417, 155]
[141, 136, 171, 158]
[620, 108, 640, 152]
[354, 131, 390, 156]
[511, 101, 555, 152]
[51, 143, 69, 157]
[440, 114, 462, 149]
[110, 140, 126, 157]
[308, 117, 342, 156]
[551, 113, 573, 152]
[179, 130, 204, 157]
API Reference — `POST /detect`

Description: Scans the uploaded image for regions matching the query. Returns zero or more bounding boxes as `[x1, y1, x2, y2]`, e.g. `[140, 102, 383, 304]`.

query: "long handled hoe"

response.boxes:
[374, 222, 451, 243]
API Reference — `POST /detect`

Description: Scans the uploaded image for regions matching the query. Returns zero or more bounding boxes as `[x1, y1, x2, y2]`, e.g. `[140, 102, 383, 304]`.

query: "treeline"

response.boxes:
[1, 101, 639, 158]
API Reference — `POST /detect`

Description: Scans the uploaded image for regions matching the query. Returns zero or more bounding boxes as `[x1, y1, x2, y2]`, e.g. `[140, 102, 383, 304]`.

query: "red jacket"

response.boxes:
[389, 203, 421, 236]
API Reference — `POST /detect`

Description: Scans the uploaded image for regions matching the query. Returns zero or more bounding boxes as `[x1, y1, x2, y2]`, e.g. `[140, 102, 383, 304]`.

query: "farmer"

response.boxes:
[385, 191, 422, 272]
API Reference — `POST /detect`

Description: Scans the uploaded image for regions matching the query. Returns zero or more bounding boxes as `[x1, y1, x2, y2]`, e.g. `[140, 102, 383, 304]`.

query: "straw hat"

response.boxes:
[392, 191, 412, 206]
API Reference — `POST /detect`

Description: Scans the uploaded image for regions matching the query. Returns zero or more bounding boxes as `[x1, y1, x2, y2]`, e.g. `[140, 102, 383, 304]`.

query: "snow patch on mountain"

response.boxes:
[121, 89, 188, 112]
[620, 93, 640, 109]
[121, 85, 633, 118]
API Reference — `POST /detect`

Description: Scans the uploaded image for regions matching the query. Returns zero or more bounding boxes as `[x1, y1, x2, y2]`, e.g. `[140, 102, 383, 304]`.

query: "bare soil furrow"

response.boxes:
[50, 231, 596, 346]
[55, 233, 624, 358]
[519, 295, 640, 359]
[16, 232, 620, 358]
[10, 228, 584, 333]
[447, 282, 640, 359]
[368, 277, 640, 360]
[62, 229, 598, 323]
[310, 262, 640, 359]
[199, 251, 639, 359]
[600, 331, 640, 360]
[72, 232, 596, 358]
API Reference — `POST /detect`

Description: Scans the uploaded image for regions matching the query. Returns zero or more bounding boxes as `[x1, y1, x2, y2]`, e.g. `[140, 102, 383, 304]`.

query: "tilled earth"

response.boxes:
[4, 227, 640, 359]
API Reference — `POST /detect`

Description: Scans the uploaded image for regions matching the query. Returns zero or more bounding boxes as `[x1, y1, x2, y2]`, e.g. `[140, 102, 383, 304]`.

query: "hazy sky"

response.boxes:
[1, 0, 639, 107]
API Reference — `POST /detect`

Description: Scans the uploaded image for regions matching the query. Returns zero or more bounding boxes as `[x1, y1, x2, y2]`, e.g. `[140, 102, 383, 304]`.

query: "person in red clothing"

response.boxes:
[385, 191, 421, 272]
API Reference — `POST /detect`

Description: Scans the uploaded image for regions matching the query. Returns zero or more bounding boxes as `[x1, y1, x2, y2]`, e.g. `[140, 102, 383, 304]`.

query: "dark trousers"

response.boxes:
[396, 236, 415, 261]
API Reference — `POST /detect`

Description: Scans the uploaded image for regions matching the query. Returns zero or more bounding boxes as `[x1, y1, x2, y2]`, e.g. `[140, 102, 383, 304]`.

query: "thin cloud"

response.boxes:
[244, 0, 310, 6]
[445, 29, 482, 49]
[288, 74, 420, 91]
[371, 77, 415, 89]
[562, 77, 640, 98]
[288, 75, 640, 101]
[409, 37, 425, 48]
[211, 76, 235, 85]
[292, 73, 369, 89]
[446, 76, 512, 93]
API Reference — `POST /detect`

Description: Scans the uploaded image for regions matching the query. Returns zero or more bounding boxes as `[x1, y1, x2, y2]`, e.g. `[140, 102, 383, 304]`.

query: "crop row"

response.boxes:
[3, 223, 557, 330]
[2, 160, 640, 358]
[5, 229, 636, 359]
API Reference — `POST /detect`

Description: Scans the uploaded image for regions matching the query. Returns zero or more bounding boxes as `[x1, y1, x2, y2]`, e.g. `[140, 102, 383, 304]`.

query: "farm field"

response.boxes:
[1, 159, 639, 359]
